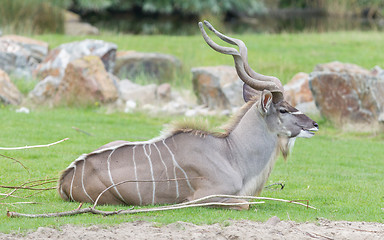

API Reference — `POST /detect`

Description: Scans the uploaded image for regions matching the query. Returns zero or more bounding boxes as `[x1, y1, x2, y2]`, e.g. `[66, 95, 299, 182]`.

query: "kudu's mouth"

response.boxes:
[300, 126, 319, 138]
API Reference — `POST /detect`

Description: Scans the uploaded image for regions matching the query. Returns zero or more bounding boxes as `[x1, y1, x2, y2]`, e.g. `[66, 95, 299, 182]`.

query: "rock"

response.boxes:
[309, 70, 384, 131]
[0, 35, 48, 78]
[28, 75, 61, 105]
[1, 35, 48, 62]
[34, 39, 116, 80]
[65, 22, 99, 36]
[371, 66, 384, 78]
[0, 69, 22, 105]
[295, 101, 320, 117]
[64, 10, 99, 35]
[265, 216, 281, 226]
[124, 100, 137, 113]
[192, 66, 243, 109]
[284, 72, 313, 106]
[157, 83, 172, 101]
[54, 56, 118, 105]
[118, 79, 157, 105]
[114, 51, 182, 83]
[16, 107, 30, 114]
[314, 61, 371, 75]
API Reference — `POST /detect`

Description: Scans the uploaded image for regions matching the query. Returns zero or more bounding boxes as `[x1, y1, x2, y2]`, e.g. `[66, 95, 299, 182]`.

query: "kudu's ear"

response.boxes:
[243, 83, 260, 102]
[260, 90, 273, 114]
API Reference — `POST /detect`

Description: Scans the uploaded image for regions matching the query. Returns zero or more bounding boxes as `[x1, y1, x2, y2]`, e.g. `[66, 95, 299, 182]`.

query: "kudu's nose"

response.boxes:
[314, 122, 319, 129]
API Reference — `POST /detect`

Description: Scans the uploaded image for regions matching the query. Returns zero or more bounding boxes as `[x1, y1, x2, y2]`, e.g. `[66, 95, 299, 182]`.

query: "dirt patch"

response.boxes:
[1, 218, 383, 240]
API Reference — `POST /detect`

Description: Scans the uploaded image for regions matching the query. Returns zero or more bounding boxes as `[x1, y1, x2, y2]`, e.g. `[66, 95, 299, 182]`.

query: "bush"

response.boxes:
[69, 0, 266, 16]
[0, 0, 66, 34]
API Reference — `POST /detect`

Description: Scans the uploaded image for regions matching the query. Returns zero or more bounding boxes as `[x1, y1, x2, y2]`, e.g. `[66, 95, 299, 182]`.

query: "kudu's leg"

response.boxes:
[190, 189, 250, 211]
[189, 174, 249, 210]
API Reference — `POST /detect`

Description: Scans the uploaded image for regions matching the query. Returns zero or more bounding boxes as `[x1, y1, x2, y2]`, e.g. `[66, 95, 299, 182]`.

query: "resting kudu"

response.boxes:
[58, 21, 318, 210]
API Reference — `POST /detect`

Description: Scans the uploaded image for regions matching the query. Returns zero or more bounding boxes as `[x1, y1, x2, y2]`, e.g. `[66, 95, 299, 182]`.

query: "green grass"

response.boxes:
[0, 107, 383, 233]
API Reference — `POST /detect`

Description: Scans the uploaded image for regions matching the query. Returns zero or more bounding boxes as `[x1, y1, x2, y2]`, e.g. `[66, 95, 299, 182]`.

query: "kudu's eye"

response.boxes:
[279, 108, 288, 114]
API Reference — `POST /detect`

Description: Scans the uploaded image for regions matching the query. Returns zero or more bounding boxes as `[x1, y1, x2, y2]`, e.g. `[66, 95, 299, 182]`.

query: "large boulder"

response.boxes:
[1, 35, 48, 62]
[309, 62, 384, 131]
[34, 39, 116, 80]
[114, 51, 182, 83]
[313, 61, 371, 75]
[118, 79, 157, 105]
[54, 56, 118, 105]
[284, 72, 313, 106]
[0, 35, 48, 78]
[0, 69, 22, 105]
[284, 72, 320, 116]
[28, 76, 61, 105]
[118, 80, 173, 105]
[192, 66, 243, 109]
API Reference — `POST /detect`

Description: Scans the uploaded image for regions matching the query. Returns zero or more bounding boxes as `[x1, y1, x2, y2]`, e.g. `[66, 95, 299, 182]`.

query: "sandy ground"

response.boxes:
[1, 217, 383, 240]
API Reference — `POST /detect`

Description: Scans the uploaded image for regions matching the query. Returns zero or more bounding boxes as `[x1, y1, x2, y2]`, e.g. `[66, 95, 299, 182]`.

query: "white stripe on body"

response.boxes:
[162, 139, 195, 199]
[81, 159, 94, 203]
[153, 142, 171, 188]
[143, 144, 156, 205]
[132, 146, 142, 205]
[107, 148, 128, 204]
[69, 165, 76, 201]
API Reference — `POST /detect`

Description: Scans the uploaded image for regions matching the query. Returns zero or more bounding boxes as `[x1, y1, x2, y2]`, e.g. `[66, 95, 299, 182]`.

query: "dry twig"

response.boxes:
[5, 177, 316, 218]
[0, 138, 69, 150]
[7, 193, 316, 218]
[72, 127, 93, 136]
[0, 153, 30, 174]
[0, 178, 57, 201]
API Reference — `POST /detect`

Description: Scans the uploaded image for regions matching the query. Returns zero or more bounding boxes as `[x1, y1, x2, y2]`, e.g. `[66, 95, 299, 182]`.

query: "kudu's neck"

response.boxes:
[226, 103, 280, 179]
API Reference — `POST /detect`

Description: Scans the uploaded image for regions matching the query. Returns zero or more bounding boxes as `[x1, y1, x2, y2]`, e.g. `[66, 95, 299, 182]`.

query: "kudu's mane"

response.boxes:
[166, 99, 257, 138]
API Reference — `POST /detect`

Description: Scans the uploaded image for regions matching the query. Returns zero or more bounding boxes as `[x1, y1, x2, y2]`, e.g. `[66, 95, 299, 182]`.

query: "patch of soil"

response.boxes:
[1, 218, 384, 240]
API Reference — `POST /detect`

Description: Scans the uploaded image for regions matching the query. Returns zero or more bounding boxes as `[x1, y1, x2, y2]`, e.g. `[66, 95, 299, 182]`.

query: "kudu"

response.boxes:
[58, 21, 318, 210]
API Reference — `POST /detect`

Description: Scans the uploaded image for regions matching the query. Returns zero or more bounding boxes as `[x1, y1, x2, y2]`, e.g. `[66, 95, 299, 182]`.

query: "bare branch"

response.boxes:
[0, 138, 69, 150]
[72, 127, 93, 136]
[0, 153, 30, 174]
[0, 179, 57, 201]
[0, 193, 25, 199]
[2, 202, 42, 206]
[6, 194, 316, 218]
[0, 180, 57, 191]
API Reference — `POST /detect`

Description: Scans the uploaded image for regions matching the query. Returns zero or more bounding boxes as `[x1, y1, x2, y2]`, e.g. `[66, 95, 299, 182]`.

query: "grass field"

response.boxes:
[1, 31, 384, 233]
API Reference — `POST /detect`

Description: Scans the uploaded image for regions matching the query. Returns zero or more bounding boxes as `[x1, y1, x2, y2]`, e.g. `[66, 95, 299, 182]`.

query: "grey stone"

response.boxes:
[28, 75, 61, 105]
[0, 69, 22, 105]
[1, 35, 48, 62]
[34, 39, 117, 80]
[265, 216, 281, 226]
[309, 69, 384, 131]
[314, 61, 371, 75]
[157, 83, 172, 101]
[54, 55, 118, 105]
[192, 66, 243, 109]
[64, 11, 99, 36]
[65, 22, 99, 36]
[0, 35, 49, 79]
[114, 51, 182, 83]
[118, 79, 157, 105]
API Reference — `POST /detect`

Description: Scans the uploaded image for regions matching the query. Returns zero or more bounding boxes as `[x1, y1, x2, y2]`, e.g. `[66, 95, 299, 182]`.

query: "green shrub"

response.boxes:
[0, 0, 65, 34]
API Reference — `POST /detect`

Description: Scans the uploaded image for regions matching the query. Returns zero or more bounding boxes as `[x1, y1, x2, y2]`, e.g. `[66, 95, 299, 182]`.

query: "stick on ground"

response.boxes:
[0, 138, 69, 150]
[6, 194, 316, 218]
